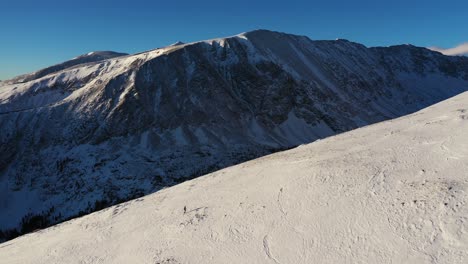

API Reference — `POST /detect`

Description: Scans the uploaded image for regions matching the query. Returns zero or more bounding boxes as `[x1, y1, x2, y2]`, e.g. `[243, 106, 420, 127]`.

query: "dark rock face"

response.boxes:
[1, 29, 468, 241]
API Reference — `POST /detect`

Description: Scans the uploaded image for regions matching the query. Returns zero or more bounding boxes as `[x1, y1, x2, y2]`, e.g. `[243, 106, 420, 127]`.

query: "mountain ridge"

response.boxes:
[3, 51, 128, 85]
[7, 29, 461, 85]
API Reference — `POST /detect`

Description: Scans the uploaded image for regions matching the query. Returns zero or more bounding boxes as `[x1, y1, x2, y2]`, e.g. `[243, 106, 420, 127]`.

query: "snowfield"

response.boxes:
[2, 92, 468, 263]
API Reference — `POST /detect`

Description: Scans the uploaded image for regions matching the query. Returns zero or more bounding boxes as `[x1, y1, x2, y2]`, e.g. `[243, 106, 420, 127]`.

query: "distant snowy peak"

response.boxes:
[170, 41, 185, 46]
[72, 51, 128, 60]
[5, 51, 128, 84]
[239, 28, 306, 38]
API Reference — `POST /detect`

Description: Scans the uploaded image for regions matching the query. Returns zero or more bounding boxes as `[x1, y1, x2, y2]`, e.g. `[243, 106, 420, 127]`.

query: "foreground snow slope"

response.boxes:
[2, 92, 468, 263]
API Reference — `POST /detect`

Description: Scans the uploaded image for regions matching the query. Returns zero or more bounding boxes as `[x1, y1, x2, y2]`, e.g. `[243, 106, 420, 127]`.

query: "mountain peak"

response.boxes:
[73, 50, 127, 60]
[5, 50, 128, 84]
[169, 41, 185, 47]
[239, 29, 294, 39]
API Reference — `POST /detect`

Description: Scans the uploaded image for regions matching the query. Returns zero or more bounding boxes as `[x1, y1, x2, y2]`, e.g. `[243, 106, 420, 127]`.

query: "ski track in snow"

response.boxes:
[277, 187, 287, 216]
[263, 235, 281, 264]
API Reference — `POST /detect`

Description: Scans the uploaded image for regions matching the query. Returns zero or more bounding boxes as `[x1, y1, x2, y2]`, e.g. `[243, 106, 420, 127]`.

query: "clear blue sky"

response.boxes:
[1, 0, 467, 80]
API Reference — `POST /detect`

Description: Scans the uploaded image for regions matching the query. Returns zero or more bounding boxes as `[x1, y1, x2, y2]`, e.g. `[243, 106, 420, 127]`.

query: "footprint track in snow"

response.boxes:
[263, 235, 281, 264]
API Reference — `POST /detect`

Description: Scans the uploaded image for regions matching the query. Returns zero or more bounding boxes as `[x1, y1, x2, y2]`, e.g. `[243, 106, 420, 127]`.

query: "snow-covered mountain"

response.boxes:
[2, 90, 468, 263]
[1, 29, 468, 240]
[2, 51, 128, 85]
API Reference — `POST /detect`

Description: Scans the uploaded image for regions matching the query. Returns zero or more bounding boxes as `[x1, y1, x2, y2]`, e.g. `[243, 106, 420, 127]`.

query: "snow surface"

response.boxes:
[2, 92, 468, 263]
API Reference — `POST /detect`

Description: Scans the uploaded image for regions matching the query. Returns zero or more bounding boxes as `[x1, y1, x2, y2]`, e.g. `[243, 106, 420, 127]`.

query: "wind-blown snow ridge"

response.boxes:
[3, 51, 128, 85]
[2, 91, 468, 263]
[429, 42, 468, 56]
[1, 29, 468, 241]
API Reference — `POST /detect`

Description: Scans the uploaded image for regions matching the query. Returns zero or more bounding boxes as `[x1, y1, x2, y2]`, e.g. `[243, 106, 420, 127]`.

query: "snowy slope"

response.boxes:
[1, 29, 468, 240]
[2, 91, 468, 264]
[2, 51, 128, 85]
